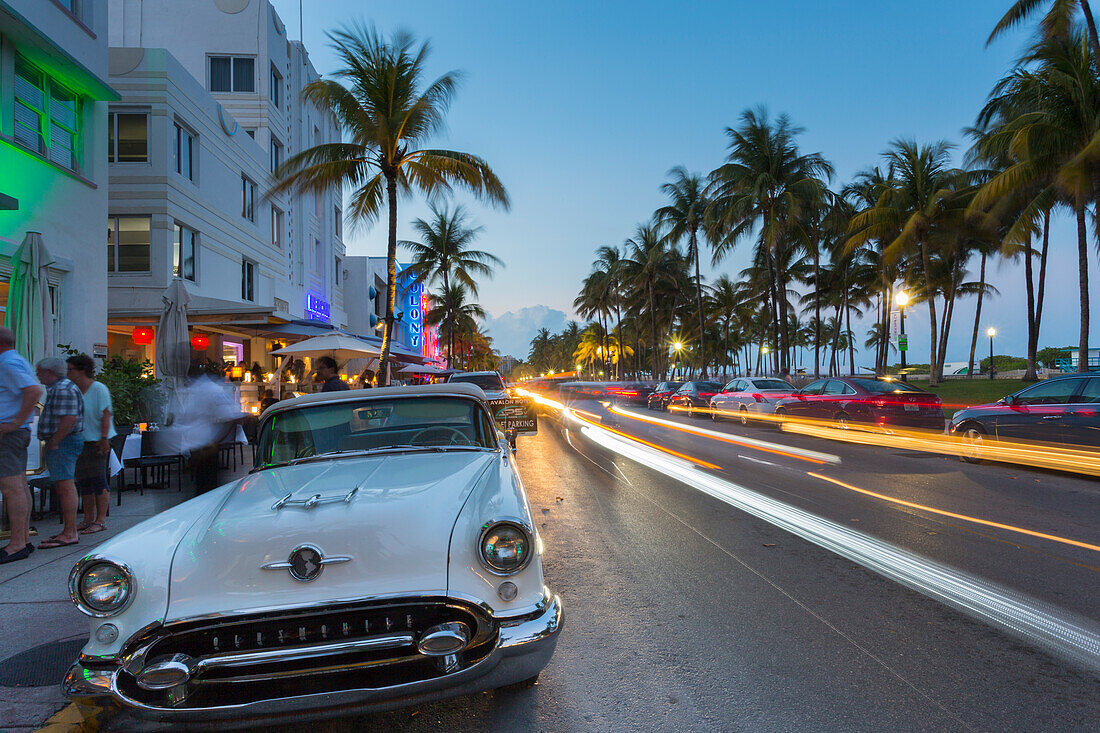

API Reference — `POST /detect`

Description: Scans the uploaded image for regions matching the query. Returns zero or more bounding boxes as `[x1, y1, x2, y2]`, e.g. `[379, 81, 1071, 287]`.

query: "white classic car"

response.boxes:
[64, 383, 562, 723]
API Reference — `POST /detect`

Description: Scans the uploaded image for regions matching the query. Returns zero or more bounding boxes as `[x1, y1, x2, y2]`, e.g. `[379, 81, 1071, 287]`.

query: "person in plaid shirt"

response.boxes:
[35, 356, 84, 549]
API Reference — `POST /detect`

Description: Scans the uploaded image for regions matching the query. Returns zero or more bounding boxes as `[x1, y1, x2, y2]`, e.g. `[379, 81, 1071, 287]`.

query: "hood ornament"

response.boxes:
[261, 544, 351, 582]
[271, 486, 359, 511]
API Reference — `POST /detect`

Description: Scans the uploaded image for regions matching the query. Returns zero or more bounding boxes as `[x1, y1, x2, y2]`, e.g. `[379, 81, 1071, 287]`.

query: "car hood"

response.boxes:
[165, 450, 497, 622]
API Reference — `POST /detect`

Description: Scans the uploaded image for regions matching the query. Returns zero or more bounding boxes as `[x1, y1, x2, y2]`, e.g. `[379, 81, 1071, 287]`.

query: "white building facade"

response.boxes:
[104, 0, 346, 369]
[0, 0, 116, 356]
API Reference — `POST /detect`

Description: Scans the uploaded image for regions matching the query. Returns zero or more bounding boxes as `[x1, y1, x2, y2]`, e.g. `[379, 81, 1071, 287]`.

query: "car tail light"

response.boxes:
[753, 393, 766, 403]
[872, 399, 887, 408]
[699, 392, 716, 398]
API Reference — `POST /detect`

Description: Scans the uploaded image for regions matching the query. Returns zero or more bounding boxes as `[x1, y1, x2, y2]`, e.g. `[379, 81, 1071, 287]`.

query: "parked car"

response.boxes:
[949, 374, 1100, 460]
[710, 377, 797, 426]
[447, 370, 507, 399]
[64, 383, 562, 724]
[773, 377, 945, 430]
[604, 381, 655, 407]
[647, 381, 685, 411]
[668, 381, 725, 415]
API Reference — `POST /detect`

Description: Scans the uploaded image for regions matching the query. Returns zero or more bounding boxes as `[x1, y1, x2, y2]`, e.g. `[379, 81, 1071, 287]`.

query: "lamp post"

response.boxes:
[672, 341, 683, 379]
[987, 327, 996, 381]
[895, 290, 909, 381]
[760, 345, 769, 377]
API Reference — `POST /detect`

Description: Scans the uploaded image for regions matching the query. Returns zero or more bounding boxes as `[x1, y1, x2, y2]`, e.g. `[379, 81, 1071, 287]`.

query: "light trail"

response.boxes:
[575, 421, 1100, 673]
[569, 409, 721, 469]
[610, 405, 840, 465]
[808, 473, 1100, 554]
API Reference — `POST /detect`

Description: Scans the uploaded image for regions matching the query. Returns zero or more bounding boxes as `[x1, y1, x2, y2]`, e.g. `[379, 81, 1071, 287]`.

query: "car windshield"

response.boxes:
[850, 378, 927, 394]
[449, 374, 506, 391]
[695, 382, 724, 392]
[256, 396, 497, 468]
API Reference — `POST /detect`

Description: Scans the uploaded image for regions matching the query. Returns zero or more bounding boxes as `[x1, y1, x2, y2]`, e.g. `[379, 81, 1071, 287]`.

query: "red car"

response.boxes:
[773, 377, 945, 430]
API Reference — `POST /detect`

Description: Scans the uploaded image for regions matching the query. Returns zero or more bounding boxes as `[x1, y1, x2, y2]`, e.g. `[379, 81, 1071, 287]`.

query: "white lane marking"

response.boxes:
[738, 454, 778, 467]
[578, 424, 1100, 673]
[612, 406, 841, 464]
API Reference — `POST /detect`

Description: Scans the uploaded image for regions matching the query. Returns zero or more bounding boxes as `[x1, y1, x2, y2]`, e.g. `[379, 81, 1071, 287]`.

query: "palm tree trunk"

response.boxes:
[1035, 211, 1050, 347]
[813, 251, 821, 378]
[919, 239, 940, 386]
[1077, 207, 1091, 373]
[846, 294, 855, 376]
[443, 269, 453, 368]
[691, 229, 707, 378]
[1080, 0, 1100, 66]
[968, 252, 987, 379]
[648, 284, 659, 380]
[378, 175, 399, 386]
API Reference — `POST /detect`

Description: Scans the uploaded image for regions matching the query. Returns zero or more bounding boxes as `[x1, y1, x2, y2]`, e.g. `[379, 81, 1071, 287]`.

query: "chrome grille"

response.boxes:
[116, 598, 496, 710]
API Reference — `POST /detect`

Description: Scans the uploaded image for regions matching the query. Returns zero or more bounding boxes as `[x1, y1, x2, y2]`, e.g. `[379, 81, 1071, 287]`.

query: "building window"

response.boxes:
[313, 238, 322, 274]
[173, 223, 197, 281]
[107, 216, 151, 272]
[335, 256, 342, 286]
[174, 122, 195, 180]
[14, 55, 81, 171]
[244, 129, 255, 139]
[314, 190, 322, 219]
[270, 137, 282, 173]
[270, 206, 283, 248]
[209, 56, 255, 93]
[108, 112, 147, 163]
[241, 176, 255, 222]
[334, 207, 342, 239]
[241, 260, 255, 302]
[270, 66, 282, 108]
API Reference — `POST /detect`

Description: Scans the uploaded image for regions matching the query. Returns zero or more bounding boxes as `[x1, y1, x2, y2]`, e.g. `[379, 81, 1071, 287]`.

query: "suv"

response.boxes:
[446, 371, 507, 399]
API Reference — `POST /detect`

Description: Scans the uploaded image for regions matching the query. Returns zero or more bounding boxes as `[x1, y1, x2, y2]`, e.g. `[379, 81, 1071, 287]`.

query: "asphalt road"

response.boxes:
[272, 406, 1098, 733]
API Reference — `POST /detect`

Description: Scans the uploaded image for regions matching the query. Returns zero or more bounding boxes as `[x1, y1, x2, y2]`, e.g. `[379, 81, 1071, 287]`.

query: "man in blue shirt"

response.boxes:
[0, 327, 44, 564]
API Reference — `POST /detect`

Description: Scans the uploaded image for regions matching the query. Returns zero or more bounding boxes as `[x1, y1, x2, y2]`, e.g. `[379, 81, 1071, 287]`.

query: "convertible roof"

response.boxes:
[262, 382, 488, 419]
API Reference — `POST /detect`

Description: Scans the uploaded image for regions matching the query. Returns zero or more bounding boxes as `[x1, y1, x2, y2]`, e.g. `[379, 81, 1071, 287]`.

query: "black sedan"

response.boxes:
[668, 381, 725, 415]
[647, 381, 684, 411]
[604, 382, 655, 407]
[949, 374, 1100, 460]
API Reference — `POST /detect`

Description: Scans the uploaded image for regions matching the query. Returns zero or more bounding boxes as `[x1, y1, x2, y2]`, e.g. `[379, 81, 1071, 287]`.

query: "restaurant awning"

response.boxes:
[108, 289, 275, 325]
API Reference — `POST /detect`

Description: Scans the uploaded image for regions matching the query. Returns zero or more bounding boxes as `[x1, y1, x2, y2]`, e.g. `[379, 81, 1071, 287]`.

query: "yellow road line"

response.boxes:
[808, 472, 1100, 554]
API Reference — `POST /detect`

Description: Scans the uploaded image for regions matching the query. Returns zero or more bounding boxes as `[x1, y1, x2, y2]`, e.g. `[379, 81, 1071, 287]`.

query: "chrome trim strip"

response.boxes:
[195, 633, 415, 672]
[271, 486, 360, 511]
[259, 556, 352, 571]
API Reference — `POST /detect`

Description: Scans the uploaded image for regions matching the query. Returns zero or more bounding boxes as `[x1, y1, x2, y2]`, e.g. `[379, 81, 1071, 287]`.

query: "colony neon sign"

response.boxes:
[406, 282, 423, 348]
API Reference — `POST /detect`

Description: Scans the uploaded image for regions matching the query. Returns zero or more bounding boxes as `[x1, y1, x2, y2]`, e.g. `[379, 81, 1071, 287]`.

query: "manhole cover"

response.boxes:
[0, 638, 85, 686]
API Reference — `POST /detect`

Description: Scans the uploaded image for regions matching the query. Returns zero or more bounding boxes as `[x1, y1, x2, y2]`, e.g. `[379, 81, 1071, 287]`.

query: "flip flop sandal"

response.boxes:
[77, 521, 93, 532]
[81, 523, 106, 534]
[38, 538, 79, 549]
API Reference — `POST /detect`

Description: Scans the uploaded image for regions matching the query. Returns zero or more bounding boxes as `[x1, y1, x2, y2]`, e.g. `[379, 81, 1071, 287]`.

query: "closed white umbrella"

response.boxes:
[5, 232, 54, 363]
[156, 279, 191, 379]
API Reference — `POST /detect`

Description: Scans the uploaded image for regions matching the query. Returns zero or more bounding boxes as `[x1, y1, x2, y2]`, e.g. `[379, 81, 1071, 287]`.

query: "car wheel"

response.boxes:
[739, 406, 750, 427]
[960, 423, 986, 463]
[835, 412, 850, 429]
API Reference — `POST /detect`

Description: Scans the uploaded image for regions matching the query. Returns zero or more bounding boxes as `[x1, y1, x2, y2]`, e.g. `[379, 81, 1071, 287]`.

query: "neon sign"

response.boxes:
[406, 282, 423, 347]
[306, 293, 330, 322]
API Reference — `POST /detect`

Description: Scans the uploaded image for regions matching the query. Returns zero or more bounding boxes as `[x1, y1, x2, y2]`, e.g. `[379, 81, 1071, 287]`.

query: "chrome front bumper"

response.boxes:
[64, 593, 562, 725]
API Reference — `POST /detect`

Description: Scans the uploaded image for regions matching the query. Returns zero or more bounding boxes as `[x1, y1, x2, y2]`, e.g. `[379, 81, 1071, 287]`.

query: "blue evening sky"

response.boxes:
[271, 0, 1091, 363]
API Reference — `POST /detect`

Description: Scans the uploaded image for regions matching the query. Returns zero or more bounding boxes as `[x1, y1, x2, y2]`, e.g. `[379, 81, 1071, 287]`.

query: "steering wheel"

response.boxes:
[410, 426, 474, 446]
[295, 444, 316, 459]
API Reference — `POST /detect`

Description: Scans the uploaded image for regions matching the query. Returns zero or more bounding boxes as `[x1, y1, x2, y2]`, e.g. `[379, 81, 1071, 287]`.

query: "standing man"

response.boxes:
[67, 354, 114, 534]
[35, 356, 84, 549]
[0, 327, 43, 564]
[315, 356, 349, 392]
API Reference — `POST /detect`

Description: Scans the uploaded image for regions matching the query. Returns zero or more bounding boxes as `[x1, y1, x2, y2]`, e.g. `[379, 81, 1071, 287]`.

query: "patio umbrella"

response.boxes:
[4, 232, 54, 363]
[271, 333, 382, 361]
[156, 279, 191, 417]
[398, 363, 443, 375]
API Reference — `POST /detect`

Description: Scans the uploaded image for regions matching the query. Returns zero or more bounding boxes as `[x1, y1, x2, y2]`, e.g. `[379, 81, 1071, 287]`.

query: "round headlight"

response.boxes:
[479, 522, 532, 575]
[74, 561, 132, 616]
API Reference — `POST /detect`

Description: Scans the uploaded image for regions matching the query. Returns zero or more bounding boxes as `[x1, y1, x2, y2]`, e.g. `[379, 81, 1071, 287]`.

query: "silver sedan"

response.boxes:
[710, 377, 797, 425]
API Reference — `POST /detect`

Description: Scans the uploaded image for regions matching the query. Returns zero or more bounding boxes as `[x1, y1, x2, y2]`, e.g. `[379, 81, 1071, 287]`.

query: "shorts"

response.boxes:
[0, 428, 30, 478]
[44, 432, 84, 483]
[75, 442, 109, 496]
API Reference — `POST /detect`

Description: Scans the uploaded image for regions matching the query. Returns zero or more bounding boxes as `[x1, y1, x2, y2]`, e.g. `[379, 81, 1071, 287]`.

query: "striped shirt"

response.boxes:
[39, 377, 84, 440]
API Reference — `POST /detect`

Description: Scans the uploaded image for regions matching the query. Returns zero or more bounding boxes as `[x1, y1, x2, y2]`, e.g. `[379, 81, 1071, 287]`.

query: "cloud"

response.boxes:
[483, 305, 568, 358]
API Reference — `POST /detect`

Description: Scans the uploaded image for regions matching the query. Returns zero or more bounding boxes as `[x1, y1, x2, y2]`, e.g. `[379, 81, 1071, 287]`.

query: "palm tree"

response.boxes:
[707, 107, 833, 376]
[848, 140, 964, 385]
[424, 283, 485, 370]
[400, 204, 501, 367]
[657, 167, 711, 376]
[270, 25, 509, 384]
[970, 31, 1100, 372]
[989, 0, 1100, 65]
[621, 221, 676, 379]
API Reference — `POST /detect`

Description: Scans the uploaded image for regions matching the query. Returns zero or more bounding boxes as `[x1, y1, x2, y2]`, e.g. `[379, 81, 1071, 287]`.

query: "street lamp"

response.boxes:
[987, 327, 996, 381]
[760, 345, 769, 377]
[896, 290, 909, 381]
[672, 341, 683, 379]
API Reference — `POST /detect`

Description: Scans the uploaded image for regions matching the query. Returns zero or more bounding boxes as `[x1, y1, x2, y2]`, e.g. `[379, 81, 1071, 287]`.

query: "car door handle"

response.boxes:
[1041, 415, 1063, 420]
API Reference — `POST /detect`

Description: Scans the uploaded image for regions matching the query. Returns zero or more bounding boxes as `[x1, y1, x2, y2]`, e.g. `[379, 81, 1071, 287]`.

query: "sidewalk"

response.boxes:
[0, 459, 254, 732]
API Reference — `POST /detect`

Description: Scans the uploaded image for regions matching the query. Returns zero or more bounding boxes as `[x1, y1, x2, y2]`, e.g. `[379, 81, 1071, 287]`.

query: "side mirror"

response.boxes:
[1001, 395, 1014, 406]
